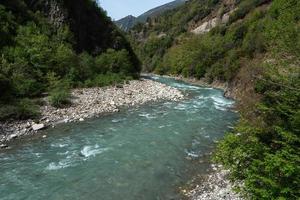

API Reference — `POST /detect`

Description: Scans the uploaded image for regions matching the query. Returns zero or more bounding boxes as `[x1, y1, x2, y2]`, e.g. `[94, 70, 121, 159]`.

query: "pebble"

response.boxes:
[79, 118, 84, 122]
[0, 79, 184, 144]
[186, 165, 244, 200]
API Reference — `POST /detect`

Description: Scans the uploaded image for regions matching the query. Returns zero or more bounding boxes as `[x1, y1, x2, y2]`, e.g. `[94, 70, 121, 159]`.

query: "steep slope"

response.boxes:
[137, 0, 187, 22]
[130, 0, 300, 199]
[115, 0, 187, 31]
[0, 0, 140, 120]
[6, 0, 140, 65]
[115, 15, 137, 32]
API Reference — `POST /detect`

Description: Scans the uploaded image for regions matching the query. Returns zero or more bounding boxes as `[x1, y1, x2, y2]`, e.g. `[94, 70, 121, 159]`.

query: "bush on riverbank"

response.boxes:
[214, 0, 300, 199]
[85, 73, 132, 87]
[48, 76, 71, 108]
[0, 99, 40, 121]
[49, 88, 71, 108]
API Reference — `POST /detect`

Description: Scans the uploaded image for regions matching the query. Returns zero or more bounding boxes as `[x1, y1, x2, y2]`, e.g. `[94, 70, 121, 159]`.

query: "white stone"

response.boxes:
[8, 133, 18, 140]
[32, 124, 45, 131]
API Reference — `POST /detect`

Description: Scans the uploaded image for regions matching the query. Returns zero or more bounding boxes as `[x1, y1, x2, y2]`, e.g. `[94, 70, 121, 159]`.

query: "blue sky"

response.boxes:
[98, 0, 174, 20]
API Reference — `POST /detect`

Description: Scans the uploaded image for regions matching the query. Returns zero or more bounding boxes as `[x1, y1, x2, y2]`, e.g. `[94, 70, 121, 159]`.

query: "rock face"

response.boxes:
[0, 79, 184, 145]
[191, 17, 220, 34]
[191, 9, 234, 35]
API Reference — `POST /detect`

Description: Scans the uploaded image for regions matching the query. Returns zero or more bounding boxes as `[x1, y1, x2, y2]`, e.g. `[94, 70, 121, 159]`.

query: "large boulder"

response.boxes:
[32, 124, 45, 131]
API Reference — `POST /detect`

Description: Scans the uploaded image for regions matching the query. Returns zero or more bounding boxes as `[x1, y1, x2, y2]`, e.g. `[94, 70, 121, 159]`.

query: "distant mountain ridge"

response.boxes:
[115, 0, 187, 31]
[115, 15, 137, 32]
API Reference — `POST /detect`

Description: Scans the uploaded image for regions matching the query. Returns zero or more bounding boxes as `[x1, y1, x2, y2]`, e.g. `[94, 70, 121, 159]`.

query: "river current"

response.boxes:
[0, 76, 237, 200]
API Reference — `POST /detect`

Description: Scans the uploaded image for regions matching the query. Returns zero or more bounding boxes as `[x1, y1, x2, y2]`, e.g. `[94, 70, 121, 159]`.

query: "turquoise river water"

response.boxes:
[0, 76, 237, 200]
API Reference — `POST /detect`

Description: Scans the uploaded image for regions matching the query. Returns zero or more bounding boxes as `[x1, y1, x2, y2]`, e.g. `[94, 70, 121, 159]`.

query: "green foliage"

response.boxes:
[0, 71, 12, 101]
[0, 98, 40, 121]
[49, 88, 71, 108]
[47, 72, 71, 108]
[85, 73, 132, 87]
[214, 1, 300, 199]
[265, 0, 300, 57]
[0, 1, 140, 120]
[130, 0, 219, 72]
[229, 0, 270, 24]
[15, 98, 40, 120]
[95, 49, 134, 74]
[131, 0, 300, 199]
[0, 5, 16, 49]
[215, 75, 300, 199]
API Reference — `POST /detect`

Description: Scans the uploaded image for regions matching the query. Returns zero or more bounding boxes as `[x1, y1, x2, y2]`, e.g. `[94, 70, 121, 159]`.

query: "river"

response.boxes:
[0, 75, 237, 200]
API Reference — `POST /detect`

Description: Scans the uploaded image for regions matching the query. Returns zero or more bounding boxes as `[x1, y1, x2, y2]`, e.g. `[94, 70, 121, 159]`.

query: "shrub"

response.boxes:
[16, 98, 40, 119]
[76, 52, 95, 82]
[11, 72, 44, 97]
[0, 5, 16, 48]
[85, 73, 132, 87]
[0, 104, 18, 121]
[51, 44, 77, 77]
[48, 76, 71, 108]
[229, 0, 269, 24]
[49, 88, 71, 108]
[0, 73, 12, 101]
[94, 49, 134, 75]
[0, 98, 40, 121]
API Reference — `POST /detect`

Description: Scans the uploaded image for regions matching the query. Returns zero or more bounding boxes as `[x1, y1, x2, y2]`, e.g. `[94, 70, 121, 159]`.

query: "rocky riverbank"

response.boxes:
[184, 165, 244, 200]
[144, 74, 234, 97]
[157, 74, 244, 200]
[0, 79, 184, 147]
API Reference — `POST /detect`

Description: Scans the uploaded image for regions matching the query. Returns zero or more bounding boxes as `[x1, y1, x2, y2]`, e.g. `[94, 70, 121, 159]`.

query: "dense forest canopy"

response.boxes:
[129, 0, 300, 199]
[0, 0, 140, 119]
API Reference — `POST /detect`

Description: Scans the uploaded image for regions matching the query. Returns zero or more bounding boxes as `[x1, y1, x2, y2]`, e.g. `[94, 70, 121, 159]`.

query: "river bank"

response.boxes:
[143, 74, 235, 98]
[146, 74, 244, 200]
[183, 164, 244, 200]
[173, 76, 244, 200]
[0, 78, 183, 147]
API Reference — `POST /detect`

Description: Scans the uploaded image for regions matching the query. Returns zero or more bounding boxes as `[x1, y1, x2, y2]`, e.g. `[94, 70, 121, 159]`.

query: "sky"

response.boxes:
[98, 0, 175, 20]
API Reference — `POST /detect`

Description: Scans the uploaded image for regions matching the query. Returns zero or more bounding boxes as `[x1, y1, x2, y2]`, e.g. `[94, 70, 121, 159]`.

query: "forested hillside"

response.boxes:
[0, 0, 140, 120]
[129, 0, 300, 199]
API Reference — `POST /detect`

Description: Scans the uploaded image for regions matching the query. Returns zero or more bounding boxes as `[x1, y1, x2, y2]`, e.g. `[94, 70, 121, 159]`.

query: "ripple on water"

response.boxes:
[111, 118, 127, 123]
[46, 160, 74, 171]
[174, 103, 188, 111]
[211, 96, 234, 111]
[46, 145, 109, 171]
[51, 143, 69, 148]
[138, 113, 157, 119]
[80, 145, 108, 158]
[185, 149, 200, 158]
[170, 83, 200, 90]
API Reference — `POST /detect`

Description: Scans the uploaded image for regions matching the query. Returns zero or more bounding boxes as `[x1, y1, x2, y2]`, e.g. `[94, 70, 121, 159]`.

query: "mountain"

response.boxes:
[137, 0, 187, 22]
[115, 0, 187, 31]
[0, 0, 140, 118]
[129, 0, 300, 199]
[115, 15, 137, 32]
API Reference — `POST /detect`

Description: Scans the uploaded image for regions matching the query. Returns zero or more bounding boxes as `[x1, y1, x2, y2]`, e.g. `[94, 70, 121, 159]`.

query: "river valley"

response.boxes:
[0, 76, 238, 200]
